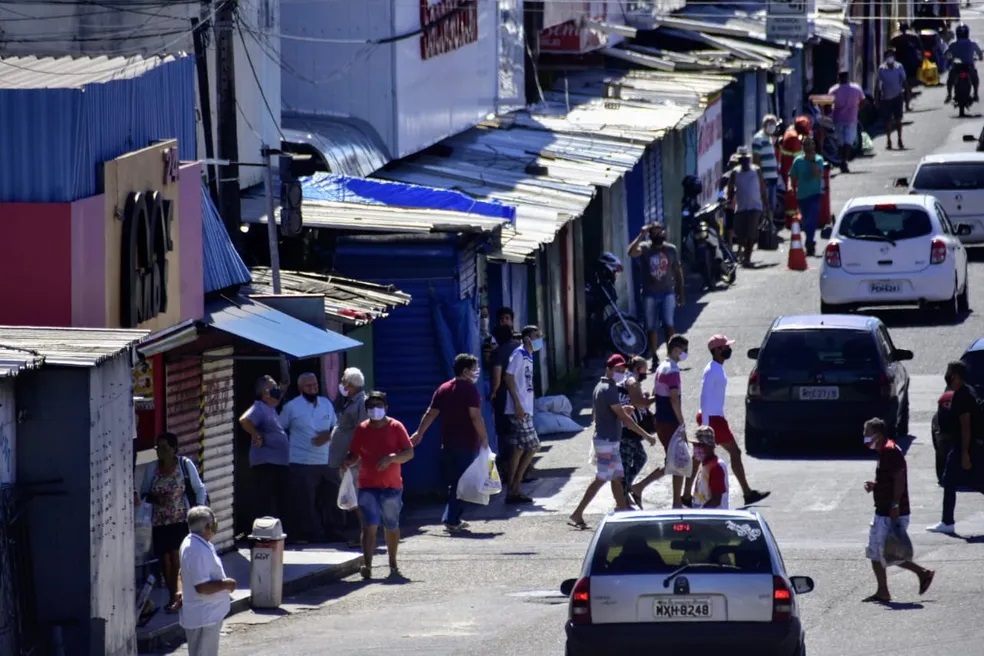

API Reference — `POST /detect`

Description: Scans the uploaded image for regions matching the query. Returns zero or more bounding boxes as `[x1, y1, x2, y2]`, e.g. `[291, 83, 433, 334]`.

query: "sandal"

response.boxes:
[630, 491, 644, 509]
[567, 518, 590, 531]
[359, 565, 372, 580]
[919, 570, 936, 595]
[861, 594, 891, 603]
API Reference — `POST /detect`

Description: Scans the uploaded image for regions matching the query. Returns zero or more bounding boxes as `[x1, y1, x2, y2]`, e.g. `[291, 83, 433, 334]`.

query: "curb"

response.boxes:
[136, 555, 364, 652]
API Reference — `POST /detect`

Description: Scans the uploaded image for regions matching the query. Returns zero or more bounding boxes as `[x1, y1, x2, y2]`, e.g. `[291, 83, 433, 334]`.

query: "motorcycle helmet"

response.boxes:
[682, 175, 703, 198]
[598, 251, 624, 275]
[957, 24, 969, 39]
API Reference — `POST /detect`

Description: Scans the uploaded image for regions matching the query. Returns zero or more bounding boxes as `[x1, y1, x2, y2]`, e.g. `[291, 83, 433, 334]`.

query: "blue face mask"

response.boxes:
[531, 337, 544, 352]
[268, 387, 282, 400]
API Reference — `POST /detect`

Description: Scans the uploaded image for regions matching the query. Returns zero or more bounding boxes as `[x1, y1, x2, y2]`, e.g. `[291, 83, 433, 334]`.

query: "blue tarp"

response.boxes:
[302, 172, 516, 223]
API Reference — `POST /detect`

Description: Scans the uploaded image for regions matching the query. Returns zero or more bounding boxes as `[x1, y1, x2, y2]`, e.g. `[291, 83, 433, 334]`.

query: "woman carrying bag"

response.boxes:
[139, 431, 208, 613]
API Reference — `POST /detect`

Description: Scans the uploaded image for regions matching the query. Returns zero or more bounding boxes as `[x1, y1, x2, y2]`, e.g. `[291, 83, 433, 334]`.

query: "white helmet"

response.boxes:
[598, 251, 624, 274]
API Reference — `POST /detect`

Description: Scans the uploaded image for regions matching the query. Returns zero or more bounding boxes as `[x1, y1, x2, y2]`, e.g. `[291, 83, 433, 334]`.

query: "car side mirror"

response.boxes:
[747, 347, 760, 360]
[964, 134, 978, 142]
[893, 349, 914, 361]
[820, 226, 833, 240]
[790, 576, 815, 594]
[560, 578, 577, 596]
[894, 177, 909, 188]
[956, 223, 973, 236]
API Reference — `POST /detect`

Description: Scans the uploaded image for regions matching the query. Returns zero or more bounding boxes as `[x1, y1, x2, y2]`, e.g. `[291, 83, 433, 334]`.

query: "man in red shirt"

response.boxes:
[862, 418, 934, 603]
[411, 353, 489, 533]
[345, 391, 414, 580]
[689, 426, 729, 509]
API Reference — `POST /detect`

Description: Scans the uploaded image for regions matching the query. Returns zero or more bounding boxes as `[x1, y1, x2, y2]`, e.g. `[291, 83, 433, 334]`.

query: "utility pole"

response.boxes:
[215, 0, 242, 250]
[191, 12, 218, 205]
[261, 145, 282, 294]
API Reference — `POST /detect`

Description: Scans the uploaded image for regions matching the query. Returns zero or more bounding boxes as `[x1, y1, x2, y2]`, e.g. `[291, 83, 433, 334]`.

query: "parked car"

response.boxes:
[903, 153, 984, 245]
[931, 337, 984, 481]
[819, 195, 970, 320]
[744, 314, 912, 454]
[561, 509, 814, 656]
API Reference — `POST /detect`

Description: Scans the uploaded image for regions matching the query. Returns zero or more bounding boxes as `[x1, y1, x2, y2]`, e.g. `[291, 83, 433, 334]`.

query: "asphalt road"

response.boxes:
[152, 17, 984, 656]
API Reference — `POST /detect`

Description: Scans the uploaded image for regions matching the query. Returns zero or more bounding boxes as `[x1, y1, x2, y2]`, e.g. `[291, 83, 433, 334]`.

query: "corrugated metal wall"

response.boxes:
[166, 359, 204, 462]
[0, 56, 197, 203]
[0, 380, 16, 656]
[88, 353, 137, 656]
[202, 348, 235, 552]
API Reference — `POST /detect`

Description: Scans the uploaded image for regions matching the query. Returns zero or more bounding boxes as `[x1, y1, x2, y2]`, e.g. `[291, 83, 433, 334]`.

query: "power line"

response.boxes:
[234, 10, 285, 143]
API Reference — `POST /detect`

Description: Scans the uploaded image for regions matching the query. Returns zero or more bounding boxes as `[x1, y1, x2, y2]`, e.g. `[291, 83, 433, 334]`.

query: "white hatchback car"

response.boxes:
[906, 152, 984, 245]
[819, 195, 970, 319]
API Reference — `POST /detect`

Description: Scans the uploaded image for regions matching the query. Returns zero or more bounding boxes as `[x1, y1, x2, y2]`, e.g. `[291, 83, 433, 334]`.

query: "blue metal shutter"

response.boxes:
[643, 144, 664, 224]
[458, 238, 478, 300]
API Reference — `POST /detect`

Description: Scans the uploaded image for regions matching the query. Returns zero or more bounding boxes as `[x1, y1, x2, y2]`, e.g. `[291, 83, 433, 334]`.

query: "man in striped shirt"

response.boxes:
[751, 114, 780, 217]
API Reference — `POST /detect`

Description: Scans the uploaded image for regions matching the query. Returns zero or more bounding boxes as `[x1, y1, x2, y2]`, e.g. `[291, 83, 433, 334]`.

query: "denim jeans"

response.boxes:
[643, 291, 676, 332]
[798, 194, 823, 249]
[442, 448, 480, 525]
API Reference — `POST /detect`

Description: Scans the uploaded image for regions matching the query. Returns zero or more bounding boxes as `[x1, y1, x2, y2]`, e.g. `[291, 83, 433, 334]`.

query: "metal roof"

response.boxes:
[247, 268, 412, 326]
[281, 114, 391, 178]
[0, 345, 44, 378]
[0, 54, 178, 89]
[202, 184, 252, 293]
[0, 326, 148, 367]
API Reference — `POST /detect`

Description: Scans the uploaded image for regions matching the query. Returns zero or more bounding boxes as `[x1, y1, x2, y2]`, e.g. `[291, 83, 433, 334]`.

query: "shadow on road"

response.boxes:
[753, 433, 916, 461]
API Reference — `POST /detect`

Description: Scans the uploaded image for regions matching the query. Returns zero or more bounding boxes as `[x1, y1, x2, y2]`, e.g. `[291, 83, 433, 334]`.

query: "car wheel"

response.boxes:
[958, 272, 970, 314]
[745, 425, 766, 456]
[896, 393, 910, 438]
[940, 284, 960, 323]
[820, 300, 842, 314]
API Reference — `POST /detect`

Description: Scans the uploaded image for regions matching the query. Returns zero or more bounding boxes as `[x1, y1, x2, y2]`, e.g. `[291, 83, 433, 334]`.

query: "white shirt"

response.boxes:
[694, 458, 731, 509]
[504, 346, 535, 415]
[700, 360, 728, 421]
[179, 534, 231, 630]
[280, 395, 337, 466]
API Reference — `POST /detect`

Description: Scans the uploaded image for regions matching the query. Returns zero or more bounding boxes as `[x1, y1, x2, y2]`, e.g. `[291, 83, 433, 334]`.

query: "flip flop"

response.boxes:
[630, 492, 644, 509]
[567, 519, 590, 531]
[919, 570, 936, 595]
[861, 594, 891, 603]
[359, 565, 372, 580]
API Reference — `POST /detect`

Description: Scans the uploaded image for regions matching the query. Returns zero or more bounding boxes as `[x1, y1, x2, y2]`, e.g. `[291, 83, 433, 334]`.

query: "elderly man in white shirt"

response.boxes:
[688, 334, 771, 508]
[178, 506, 236, 656]
[281, 372, 338, 544]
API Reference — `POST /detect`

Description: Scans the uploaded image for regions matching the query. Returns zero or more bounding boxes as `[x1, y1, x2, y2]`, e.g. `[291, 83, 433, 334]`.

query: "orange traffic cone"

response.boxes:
[787, 216, 808, 271]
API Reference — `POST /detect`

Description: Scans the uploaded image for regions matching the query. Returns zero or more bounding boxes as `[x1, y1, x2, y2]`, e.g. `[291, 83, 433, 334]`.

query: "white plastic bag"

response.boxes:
[134, 501, 153, 559]
[481, 450, 503, 496]
[457, 447, 498, 505]
[588, 441, 597, 466]
[337, 468, 359, 510]
[664, 426, 693, 477]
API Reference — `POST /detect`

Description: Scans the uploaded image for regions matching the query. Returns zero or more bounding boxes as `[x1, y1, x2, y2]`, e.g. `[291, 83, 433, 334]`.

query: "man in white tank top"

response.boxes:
[690, 426, 730, 509]
[726, 146, 771, 268]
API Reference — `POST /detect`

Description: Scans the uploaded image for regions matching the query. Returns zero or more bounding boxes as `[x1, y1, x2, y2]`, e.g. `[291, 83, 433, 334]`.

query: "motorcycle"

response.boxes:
[953, 59, 974, 116]
[585, 254, 650, 359]
[681, 176, 738, 290]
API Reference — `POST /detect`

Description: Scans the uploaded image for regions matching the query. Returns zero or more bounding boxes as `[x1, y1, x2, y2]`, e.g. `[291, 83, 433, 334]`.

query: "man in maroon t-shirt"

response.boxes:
[411, 353, 489, 532]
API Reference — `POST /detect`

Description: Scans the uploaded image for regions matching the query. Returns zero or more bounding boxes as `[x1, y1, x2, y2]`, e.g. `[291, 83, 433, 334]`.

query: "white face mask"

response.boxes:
[863, 434, 875, 448]
[764, 123, 777, 135]
[613, 371, 627, 384]
[468, 368, 481, 383]
[886, 56, 895, 65]
[678, 351, 689, 362]
[368, 407, 386, 421]
[338, 383, 348, 398]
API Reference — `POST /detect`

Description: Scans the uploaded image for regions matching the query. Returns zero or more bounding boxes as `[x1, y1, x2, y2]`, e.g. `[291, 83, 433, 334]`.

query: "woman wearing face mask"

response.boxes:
[617, 356, 659, 508]
[239, 375, 291, 526]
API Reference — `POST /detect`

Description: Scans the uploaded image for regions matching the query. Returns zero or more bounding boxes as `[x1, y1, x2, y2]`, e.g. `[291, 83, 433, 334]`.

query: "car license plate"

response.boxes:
[653, 598, 712, 620]
[870, 281, 901, 294]
[799, 386, 839, 401]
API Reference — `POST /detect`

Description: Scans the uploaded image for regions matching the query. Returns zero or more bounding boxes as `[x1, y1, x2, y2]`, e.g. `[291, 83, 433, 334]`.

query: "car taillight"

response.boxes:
[930, 238, 946, 264]
[880, 372, 892, 399]
[924, 50, 932, 58]
[773, 576, 794, 622]
[570, 577, 592, 625]
[825, 242, 842, 268]
[748, 368, 761, 397]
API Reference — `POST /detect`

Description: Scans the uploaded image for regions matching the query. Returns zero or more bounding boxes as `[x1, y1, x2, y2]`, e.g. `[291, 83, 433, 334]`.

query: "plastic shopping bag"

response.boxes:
[337, 468, 359, 510]
[587, 441, 598, 466]
[457, 448, 497, 506]
[482, 449, 503, 496]
[664, 426, 693, 477]
[134, 501, 153, 559]
[883, 520, 914, 566]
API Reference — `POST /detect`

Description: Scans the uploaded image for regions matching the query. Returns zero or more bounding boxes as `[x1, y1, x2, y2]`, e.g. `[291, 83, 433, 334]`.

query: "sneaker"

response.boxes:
[925, 522, 955, 534]
[744, 490, 771, 505]
[444, 521, 470, 533]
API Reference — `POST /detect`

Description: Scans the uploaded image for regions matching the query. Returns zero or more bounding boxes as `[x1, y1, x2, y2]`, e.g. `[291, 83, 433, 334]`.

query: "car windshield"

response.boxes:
[837, 208, 932, 241]
[759, 329, 881, 375]
[912, 162, 984, 190]
[590, 518, 773, 575]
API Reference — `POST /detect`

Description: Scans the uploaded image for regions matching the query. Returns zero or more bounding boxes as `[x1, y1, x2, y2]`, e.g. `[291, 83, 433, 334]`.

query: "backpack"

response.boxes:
[180, 456, 210, 508]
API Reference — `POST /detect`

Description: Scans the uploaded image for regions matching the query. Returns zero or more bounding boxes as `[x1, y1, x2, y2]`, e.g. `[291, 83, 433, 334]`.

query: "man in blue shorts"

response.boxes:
[628, 222, 686, 367]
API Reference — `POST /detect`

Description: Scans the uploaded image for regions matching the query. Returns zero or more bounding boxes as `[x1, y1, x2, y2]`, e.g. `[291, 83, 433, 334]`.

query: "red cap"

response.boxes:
[707, 335, 735, 351]
[606, 354, 627, 368]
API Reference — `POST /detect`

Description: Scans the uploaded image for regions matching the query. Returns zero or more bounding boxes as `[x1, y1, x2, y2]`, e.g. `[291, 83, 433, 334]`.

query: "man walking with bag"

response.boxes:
[727, 146, 771, 267]
[862, 418, 934, 603]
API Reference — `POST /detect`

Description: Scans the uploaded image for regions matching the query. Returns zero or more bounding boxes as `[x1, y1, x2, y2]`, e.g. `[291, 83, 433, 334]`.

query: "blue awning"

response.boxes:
[202, 184, 252, 293]
[205, 297, 361, 358]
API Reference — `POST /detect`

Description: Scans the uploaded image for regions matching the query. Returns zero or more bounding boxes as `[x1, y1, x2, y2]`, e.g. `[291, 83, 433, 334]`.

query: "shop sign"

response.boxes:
[420, 0, 479, 60]
[696, 97, 723, 207]
[120, 190, 175, 328]
[133, 360, 154, 399]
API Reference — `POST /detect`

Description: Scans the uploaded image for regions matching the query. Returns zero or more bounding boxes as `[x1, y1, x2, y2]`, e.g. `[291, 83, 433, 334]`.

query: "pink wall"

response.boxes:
[177, 162, 204, 322]
[70, 195, 108, 327]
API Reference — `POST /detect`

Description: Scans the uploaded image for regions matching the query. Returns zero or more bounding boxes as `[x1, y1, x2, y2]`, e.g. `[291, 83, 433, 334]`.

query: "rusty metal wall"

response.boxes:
[202, 348, 235, 552]
[166, 358, 203, 463]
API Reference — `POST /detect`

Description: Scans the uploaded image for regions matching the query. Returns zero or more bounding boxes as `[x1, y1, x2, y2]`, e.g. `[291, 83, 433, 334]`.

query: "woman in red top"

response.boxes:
[344, 391, 414, 580]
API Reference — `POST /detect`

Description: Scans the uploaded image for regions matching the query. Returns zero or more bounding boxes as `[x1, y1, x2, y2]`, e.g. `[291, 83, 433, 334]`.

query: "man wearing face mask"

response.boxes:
[751, 114, 780, 216]
[727, 146, 771, 267]
[927, 361, 984, 535]
[239, 375, 291, 525]
[862, 418, 934, 603]
[694, 335, 770, 506]
[328, 368, 368, 545]
[789, 137, 825, 257]
[876, 48, 909, 150]
[411, 353, 489, 533]
[627, 222, 685, 368]
[280, 372, 339, 544]
[504, 325, 544, 503]
[689, 426, 729, 509]
[617, 356, 659, 509]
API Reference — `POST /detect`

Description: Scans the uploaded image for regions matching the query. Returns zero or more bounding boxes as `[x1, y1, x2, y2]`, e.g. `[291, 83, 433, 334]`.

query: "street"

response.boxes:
[160, 18, 984, 656]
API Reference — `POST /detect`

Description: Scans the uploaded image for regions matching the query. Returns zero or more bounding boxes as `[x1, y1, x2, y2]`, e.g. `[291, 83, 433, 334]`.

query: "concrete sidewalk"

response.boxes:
[136, 544, 362, 652]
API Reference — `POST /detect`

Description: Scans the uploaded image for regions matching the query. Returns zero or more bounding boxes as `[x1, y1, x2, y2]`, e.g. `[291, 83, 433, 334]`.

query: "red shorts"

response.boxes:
[694, 413, 736, 445]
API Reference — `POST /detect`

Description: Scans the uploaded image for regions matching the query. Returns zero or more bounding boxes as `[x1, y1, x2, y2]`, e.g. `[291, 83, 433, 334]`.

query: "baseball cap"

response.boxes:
[688, 426, 716, 446]
[707, 335, 736, 351]
[736, 145, 750, 157]
[606, 354, 627, 368]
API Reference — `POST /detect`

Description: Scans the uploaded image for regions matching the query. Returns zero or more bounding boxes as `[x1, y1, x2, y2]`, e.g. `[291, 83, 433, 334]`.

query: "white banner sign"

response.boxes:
[767, 0, 809, 42]
[696, 97, 722, 207]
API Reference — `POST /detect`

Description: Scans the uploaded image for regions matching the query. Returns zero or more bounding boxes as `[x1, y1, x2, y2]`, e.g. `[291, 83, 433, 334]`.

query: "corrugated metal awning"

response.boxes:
[0, 345, 43, 378]
[0, 326, 147, 367]
[281, 115, 391, 178]
[247, 268, 412, 325]
[814, 13, 852, 43]
[204, 296, 362, 359]
[601, 46, 675, 71]
[0, 54, 181, 88]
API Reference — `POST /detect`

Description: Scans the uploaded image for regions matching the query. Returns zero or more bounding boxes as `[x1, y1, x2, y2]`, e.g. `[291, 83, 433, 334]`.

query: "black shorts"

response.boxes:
[152, 521, 189, 558]
[880, 96, 904, 123]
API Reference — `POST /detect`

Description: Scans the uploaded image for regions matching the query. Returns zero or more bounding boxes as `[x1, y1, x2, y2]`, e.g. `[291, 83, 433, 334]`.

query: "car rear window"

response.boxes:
[837, 208, 932, 241]
[912, 162, 984, 190]
[759, 329, 881, 374]
[590, 518, 772, 575]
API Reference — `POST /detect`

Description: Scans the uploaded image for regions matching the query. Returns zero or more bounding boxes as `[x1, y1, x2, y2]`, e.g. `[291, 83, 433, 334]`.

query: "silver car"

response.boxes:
[561, 509, 815, 656]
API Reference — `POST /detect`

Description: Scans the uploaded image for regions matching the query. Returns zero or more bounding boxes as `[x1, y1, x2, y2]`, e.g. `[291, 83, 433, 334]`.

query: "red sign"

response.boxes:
[539, 20, 582, 52]
[420, 0, 479, 60]
[538, 1, 609, 54]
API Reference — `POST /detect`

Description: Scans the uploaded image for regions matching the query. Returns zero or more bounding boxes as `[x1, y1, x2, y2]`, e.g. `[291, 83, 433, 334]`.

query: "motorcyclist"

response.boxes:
[946, 24, 983, 102]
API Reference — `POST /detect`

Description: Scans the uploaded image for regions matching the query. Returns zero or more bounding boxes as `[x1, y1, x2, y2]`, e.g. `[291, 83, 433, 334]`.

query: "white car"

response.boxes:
[819, 194, 970, 319]
[905, 152, 984, 245]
